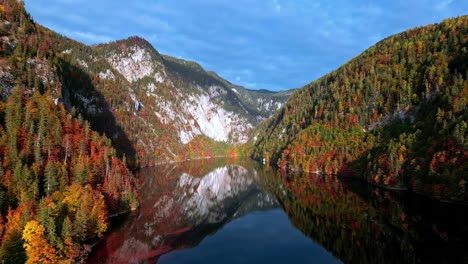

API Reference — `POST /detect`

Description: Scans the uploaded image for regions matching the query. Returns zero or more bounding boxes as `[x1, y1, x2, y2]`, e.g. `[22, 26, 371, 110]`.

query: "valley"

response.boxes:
[0, 0, 466, 263]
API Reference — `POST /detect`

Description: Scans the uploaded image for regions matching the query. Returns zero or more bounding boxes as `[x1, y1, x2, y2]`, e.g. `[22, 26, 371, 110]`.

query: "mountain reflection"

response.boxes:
[88, 160, 468, 264]
[88, 160, 278, 263]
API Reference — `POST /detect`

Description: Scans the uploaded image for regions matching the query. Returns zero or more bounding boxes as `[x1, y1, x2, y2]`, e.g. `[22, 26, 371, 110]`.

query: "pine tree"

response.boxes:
[0, 229, 26, 264]
[5, 87, 23, 161]
[72, 205, 87, 243]
[44, 161, 58, 195]
[61, 216, 78, 260]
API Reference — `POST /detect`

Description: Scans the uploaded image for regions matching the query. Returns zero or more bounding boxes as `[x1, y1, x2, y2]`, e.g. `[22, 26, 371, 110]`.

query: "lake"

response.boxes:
[88, 159, 468, 263]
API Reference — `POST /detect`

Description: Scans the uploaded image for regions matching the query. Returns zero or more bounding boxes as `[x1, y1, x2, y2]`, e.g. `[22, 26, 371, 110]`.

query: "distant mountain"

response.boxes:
[205, 70, 297, 120]
[250, 16, 468, 202]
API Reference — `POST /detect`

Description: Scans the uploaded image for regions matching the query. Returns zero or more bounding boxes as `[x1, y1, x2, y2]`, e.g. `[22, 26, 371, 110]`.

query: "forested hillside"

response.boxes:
[0, 1, 138, 262]
[1, 0, 466, 262]
[251, 16, 468, 202]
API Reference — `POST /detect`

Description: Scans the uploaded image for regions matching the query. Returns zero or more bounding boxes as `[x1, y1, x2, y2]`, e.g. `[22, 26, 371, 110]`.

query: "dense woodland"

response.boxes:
[0, 0, 258, 262]
[0, 1, 138, 263]
[1, 0, 290, 171]
[251, 16, 468, 202]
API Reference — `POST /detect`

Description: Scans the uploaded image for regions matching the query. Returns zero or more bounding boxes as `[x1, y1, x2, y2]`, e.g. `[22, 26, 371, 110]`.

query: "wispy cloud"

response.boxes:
[273, 0, 282, 13]
[123, 13, 174, 32]
[71, 31, 113, 44]
[53, 0, 85, 3]
[436, 0, 454, 10]
[46, 23, 114, 44]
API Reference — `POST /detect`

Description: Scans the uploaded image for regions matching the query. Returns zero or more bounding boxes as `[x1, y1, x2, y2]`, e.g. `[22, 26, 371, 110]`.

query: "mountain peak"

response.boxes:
[119, 36, 152, 48]
[96, 35, 161, 57]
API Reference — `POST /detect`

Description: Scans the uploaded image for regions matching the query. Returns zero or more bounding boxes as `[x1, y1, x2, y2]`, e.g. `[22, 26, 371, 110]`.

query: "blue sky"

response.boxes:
[24, 0, 467, 91]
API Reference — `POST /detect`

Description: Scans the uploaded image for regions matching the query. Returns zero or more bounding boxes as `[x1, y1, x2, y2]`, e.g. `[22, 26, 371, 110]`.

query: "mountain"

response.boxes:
[250, 16, 468, 202]
[206, 70, 297, 120]
[54, 35, 293, 166]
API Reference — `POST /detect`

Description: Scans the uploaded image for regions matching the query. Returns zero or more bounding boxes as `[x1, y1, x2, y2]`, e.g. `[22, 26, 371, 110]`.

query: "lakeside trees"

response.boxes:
[0, 88, 138, 263]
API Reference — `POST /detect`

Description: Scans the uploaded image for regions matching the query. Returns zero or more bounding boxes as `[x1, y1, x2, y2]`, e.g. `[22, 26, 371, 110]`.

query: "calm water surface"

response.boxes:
[88, 159, 468, 264]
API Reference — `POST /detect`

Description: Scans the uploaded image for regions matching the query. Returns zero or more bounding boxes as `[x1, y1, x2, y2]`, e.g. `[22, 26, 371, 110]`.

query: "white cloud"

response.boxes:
[242, 81, 257, 88]
[130, 14, 174, 32]
[273, 0, 282, 12]
[48, 0, 85, 3]
[72, 31, 113, 44]
[23, 0, 468, 92]
[356, 4, 383, 16]
[48, 24, 113, 44]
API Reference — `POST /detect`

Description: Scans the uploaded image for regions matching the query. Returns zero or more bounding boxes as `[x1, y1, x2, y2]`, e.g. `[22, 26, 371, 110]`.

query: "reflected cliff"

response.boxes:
[88, 160, 278, 263]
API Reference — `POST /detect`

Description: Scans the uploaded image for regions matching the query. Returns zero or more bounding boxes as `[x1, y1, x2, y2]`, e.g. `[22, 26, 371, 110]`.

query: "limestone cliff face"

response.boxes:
[98, 41, 255, 148]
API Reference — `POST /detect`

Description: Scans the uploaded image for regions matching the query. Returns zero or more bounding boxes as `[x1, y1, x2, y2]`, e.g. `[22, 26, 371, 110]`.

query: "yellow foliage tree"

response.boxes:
[22, 220, 59, 264]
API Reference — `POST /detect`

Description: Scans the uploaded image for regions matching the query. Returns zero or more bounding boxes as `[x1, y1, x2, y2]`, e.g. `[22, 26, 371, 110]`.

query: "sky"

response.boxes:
[24, 0, 467, 91]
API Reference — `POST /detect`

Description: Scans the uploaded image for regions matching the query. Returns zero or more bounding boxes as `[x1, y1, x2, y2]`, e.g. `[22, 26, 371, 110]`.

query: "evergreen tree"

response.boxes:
[44, 161, 58, 195]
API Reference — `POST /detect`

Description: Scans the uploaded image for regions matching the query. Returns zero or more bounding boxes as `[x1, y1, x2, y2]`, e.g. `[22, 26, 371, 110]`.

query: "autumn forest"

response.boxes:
[0, 0, 466, 263]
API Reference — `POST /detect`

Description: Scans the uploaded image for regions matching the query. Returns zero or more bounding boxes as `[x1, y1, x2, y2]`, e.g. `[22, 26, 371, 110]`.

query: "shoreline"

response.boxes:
[265, 160, 466, 205]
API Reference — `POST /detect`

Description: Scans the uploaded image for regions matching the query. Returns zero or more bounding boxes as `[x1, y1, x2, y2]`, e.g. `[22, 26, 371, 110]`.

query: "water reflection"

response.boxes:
[88, 160, 468, 264]
[88, 159, 278, 263]
[254, 164, 468, 264]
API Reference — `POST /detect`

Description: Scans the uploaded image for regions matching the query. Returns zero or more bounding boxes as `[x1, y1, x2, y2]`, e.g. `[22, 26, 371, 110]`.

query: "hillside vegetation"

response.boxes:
[251, 16, 468, 202]
[0, 1, 138, 262]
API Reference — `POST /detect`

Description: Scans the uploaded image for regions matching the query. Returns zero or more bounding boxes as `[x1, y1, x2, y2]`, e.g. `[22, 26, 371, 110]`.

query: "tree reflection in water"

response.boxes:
[255, 163, 468, 264]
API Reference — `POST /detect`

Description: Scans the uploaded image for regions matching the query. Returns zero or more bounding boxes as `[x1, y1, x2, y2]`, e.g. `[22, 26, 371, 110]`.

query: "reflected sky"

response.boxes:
[160, 209, 340, 264]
